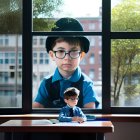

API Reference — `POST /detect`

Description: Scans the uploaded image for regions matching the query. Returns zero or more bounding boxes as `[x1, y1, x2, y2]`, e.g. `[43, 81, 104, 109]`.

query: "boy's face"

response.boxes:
[49, 41, 85, 75]
[64, 96, 79, 107]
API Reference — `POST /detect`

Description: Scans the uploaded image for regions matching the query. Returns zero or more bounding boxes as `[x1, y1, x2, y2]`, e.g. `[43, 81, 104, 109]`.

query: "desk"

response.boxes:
[0, 120, 114, 140]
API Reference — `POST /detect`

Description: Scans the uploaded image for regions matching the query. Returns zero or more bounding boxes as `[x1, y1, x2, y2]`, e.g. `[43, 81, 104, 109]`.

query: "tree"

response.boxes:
[111, 0, 140, 106]
[0, 0, 63, 33]
[33, 0, 63, 18]
[111, 0, 140, 31]
[0, 0, 22, 33]
[33, 0, 63, 31]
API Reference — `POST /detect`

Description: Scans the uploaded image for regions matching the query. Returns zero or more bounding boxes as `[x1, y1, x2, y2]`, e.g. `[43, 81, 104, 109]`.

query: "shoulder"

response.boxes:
[74, 106, 82, 111]
[44, 74, 53, 80]
[39, 75, 53, 87]
[81, 72, 93, 84]
[42, 75, 53, 82]
[60, 106, 68, 111]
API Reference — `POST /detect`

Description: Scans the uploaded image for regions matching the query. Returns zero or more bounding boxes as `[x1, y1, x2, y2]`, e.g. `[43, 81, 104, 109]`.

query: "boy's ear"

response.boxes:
[64, 99, 68, 103]
[49, 50, 55, 61]
[80, 52, 85, 60]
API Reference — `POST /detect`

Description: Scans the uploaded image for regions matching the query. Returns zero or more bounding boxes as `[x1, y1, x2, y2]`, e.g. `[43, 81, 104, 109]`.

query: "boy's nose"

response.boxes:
[64, 53, 71, 59]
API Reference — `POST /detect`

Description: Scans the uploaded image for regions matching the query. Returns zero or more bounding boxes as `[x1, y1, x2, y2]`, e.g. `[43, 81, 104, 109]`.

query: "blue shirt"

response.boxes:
[34, 67, 99, 108]
[58, 105, 87, 122]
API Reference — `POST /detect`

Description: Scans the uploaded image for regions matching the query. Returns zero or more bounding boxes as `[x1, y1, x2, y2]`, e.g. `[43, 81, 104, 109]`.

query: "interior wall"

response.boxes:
[105, 122, 140, 140]
[0, 132, 4, 140]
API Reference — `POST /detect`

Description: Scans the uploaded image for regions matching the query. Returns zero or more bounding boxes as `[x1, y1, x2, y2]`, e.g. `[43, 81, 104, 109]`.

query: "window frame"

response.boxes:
[1, 0, 140, 115]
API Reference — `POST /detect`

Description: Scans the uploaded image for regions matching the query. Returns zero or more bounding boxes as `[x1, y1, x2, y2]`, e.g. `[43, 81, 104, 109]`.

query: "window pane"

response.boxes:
[32, 0, 102, 31]
[0, 0, 22, 108]
[111, 0, 140, 32]
[32, 36, 102, 109]
[111, 39, 140, 107]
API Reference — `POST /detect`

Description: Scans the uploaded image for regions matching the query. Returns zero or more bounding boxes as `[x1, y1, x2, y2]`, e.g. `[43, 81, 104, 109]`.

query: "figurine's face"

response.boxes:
[64, 96, 79, 107]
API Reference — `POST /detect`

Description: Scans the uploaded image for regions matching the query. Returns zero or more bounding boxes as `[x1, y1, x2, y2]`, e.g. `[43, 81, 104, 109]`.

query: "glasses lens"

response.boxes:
[55, 50, 65, 59]
[70, 51, 80, 58]
[69, 98, 79, 101]
[53, 50, 81, 59]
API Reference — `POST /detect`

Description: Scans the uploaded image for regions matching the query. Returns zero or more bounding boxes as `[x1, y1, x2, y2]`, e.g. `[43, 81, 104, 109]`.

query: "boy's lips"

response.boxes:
[62, 64, 72, 66]
[62, 64, 72, 69]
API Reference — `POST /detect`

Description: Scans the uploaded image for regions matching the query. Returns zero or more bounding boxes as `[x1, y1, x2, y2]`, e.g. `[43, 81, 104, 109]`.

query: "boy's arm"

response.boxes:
[58, 108, 72, 122]
[77, 107, 87, 121]
[83, 102, 95, 108]
[32, 102, 44, 108]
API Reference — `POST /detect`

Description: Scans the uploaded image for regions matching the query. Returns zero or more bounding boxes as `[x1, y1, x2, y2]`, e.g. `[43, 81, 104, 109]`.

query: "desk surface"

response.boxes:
[0, 120, 114, 133]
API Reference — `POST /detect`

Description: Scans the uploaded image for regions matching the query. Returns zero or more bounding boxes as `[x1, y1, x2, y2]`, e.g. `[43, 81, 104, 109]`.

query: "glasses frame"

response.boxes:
[68, 97, 79, 101]
[53, 50, 81, 59]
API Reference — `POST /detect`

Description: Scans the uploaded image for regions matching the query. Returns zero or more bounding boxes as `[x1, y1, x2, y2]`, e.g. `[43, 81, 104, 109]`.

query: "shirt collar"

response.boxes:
[52, 68, 63, 82]
[52, 67, 81, 83]
[66, 104, 76, 109]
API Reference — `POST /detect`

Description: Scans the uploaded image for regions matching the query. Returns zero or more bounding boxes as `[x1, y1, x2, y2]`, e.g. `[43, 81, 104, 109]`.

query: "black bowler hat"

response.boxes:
[46, 17, 90, 53]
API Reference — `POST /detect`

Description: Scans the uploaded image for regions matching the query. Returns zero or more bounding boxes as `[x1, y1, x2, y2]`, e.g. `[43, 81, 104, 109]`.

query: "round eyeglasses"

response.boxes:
[53, 50, 81, 59]
[69, 97, 79, 101]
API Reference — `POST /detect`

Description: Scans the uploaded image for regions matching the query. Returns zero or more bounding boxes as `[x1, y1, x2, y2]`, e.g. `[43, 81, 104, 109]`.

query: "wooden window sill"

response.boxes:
[1, 114, 140, 123]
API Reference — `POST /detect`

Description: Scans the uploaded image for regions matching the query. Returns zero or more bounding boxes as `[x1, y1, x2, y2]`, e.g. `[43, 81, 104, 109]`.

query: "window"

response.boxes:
[40, 52, 44, 58]
[0, 1, 22, 109]
[5, 38, 9, 46]
[0, 39, 3, 45]
[32, 0, 102, 111]
[89, 54, 95, 64]
[111, 39, 140, 107]
[110, 0, 140, 113]
[33, 38, 37, 45]
[89, 69, 95, 79]
[89, 37, 95, 46]
[40, 38, 45, 45]
[98, 68, 102, 80]
[33, 52, 37, 57]
[1, 0, 140, 114]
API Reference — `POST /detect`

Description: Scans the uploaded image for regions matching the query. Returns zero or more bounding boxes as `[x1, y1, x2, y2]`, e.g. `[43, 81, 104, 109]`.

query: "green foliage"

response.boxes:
[111, 0, 140, 31]
[112, 39, 140, 75]
[33, 18, 56, 31]
[33, 0, 63, 31]
[0, 0, 22, 34]
[112, 39, 140, 105]
[0, 0, 63, 33]
[33, 0, 63, 18]
[111, 0, 140, 105]
[124, 85, 136, 96]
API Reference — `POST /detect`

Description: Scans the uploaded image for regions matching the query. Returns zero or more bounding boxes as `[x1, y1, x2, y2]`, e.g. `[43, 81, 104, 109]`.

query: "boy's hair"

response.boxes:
[51, 37, 84, 51]
[64, 87, 80, 100]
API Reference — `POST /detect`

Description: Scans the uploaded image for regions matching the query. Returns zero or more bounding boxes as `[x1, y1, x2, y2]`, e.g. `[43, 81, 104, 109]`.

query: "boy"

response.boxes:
[33, 17, 99, 108]
[58, 87, 87, 123]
